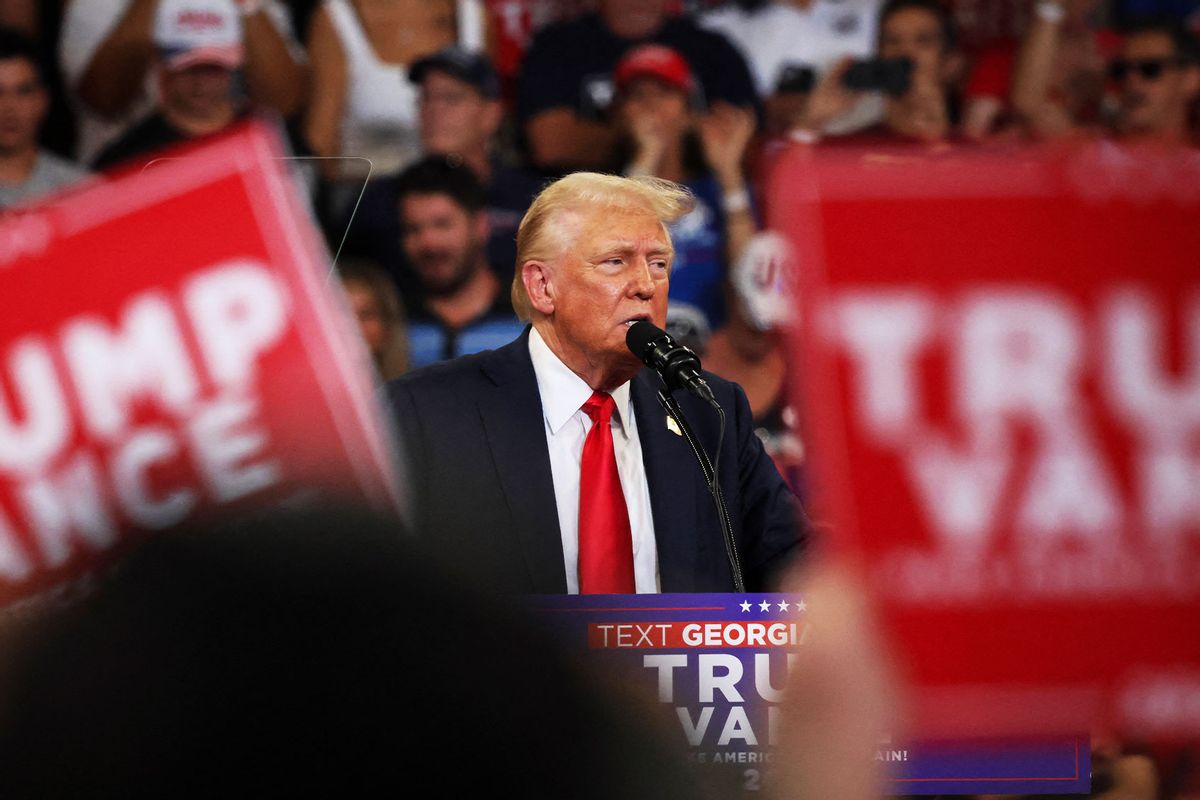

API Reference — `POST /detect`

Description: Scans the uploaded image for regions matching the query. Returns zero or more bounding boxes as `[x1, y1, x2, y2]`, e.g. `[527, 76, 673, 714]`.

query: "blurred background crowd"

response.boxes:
[1, 2, 1198, 797]
[2, 0, 1198, 487]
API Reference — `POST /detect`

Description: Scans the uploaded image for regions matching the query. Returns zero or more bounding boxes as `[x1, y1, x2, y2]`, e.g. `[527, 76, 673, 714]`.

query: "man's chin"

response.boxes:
[414, 267, 468, 297]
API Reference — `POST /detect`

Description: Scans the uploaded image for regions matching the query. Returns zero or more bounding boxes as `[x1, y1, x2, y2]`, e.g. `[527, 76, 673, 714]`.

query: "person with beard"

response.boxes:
[395, 154, 524, 369]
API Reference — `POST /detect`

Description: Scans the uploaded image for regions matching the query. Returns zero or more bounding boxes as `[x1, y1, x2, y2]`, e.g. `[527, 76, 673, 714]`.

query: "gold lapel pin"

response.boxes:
[666, 416, 682, 436]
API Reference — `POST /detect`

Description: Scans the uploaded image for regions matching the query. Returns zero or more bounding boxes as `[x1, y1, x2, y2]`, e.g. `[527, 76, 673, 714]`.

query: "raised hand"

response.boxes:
[697, 101, 756, 187]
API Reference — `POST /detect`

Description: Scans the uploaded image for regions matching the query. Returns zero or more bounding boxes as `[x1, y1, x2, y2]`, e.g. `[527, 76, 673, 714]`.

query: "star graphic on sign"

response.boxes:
[777, 600, 790, 612]
[739, 601, 752, 612]
[796, 600, 808, 612]
[758, 600, 771, 612]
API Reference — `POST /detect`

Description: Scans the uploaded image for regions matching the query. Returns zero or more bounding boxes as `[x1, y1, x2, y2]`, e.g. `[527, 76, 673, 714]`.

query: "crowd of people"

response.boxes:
[1, 1, 1198, 797]
[1, 0, 1198, 483]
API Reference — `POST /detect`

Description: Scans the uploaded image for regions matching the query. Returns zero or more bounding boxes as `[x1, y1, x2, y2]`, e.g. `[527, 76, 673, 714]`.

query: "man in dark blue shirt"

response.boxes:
[394, 155, 524, 369]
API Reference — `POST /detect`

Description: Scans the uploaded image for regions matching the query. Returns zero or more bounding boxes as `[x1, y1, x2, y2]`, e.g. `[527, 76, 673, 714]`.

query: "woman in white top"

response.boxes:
[304, 0, 483, 180]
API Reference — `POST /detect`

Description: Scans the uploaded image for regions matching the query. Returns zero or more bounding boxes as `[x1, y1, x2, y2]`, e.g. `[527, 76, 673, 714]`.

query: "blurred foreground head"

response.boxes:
[0, 507, 698, 799]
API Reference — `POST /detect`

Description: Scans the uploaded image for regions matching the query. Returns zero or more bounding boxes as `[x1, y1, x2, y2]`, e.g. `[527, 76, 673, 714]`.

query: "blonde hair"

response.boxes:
[337, 258, 409, 381]
[511, 172, 695, 321]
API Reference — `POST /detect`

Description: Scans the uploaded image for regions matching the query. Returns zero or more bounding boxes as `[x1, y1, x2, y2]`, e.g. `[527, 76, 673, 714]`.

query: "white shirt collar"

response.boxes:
[528, 326, 633, 440]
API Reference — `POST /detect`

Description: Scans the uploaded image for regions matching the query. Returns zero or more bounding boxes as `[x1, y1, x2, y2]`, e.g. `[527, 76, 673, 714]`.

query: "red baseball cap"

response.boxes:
[614, 44, 694, 94]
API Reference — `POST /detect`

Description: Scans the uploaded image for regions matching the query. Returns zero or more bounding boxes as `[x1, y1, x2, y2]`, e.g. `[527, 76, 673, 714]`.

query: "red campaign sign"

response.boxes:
[770, 142, 1200, 741]
[0, 123, 402, 607]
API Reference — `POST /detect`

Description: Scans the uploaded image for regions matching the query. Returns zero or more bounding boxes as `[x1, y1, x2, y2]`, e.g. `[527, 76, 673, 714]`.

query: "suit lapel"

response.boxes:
[478, 333, 568, 593]
[632, 372, 702, 592]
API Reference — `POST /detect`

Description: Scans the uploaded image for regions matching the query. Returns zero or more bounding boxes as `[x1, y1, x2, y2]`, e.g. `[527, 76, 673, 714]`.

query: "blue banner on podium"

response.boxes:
[528, 593, 1089, 795]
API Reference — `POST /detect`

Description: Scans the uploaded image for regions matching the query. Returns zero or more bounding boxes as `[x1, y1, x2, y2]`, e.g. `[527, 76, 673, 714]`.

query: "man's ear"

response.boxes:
[522, 260, 555, 315]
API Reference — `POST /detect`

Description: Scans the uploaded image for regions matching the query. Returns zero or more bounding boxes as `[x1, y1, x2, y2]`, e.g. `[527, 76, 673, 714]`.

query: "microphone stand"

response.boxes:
[655, 388, 746, 593]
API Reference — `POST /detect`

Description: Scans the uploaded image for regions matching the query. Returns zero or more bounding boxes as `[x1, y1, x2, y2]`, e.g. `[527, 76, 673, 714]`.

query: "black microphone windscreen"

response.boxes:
[626, 320, 669, 359]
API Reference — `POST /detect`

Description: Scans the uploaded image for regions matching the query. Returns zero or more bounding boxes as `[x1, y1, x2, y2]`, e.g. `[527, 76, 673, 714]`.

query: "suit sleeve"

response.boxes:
[384, 378, 427, 532]
[728, 382, 807, 591]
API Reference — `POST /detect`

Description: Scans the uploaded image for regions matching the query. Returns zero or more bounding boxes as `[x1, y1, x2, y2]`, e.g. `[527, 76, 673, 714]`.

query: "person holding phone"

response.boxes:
[610, 44, 759, 355]
[788, 0, 963, 144]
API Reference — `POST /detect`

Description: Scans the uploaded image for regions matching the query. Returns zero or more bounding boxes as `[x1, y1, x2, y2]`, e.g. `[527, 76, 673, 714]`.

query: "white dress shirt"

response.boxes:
[528, 328, 660, 594]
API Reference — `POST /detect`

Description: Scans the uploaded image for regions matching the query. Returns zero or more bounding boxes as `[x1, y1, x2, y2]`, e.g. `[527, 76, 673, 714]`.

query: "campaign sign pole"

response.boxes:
[0, 123, 403, 610]
[771, 142, 1200, 742]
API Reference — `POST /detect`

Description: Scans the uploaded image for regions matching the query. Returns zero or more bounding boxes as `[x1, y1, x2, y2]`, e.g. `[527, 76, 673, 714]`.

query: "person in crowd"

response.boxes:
[337, 257, 408, 382]
[411, 45, 542, 277]
[699, 0, 886, 136]
[610, 43, 758, 354]
[341, 47, 540, 284]
[394, 155, 524, 370]
[702, 230, 805, 492]
[790, 0, 963, 144]
[0, 27, 90, 207]
[303, 0, 458, 182]
[59, 0, 304, 164]
[387, 172, 804, 595]
[1014, 14, 1200, 144]
[516, 0, 758, 173]
[90, 0, 252, 171]
[963, 0, 1117, 141]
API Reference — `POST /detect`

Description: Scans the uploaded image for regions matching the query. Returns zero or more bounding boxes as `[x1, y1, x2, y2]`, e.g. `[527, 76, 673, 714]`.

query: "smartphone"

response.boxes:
[775, 63, 816, 94]
[841, 58, 913, 96]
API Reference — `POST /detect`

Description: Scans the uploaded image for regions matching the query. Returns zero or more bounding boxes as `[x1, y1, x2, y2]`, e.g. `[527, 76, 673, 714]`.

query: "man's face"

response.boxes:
[0, 58, 46, 154]
[543, 206, 671, 379]
[400, 193, 485, 296]
[160, 63, 235, 118]
[1115, 31, 1199, 135]
[879, 7, 947, 88]
[418, 71, 498, 156]
[617, 78, 691, 141]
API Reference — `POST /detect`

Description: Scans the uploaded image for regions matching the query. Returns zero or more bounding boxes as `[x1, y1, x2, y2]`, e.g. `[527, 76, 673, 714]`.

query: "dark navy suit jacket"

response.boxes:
[386, 328, 804, 593]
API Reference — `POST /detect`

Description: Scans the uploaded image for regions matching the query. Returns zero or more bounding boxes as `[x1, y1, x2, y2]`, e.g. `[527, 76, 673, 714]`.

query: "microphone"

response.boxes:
[626, 321, 716, 405]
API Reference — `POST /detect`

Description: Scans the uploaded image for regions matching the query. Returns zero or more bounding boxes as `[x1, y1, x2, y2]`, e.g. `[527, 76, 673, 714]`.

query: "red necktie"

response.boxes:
[578, 391, 635, 594]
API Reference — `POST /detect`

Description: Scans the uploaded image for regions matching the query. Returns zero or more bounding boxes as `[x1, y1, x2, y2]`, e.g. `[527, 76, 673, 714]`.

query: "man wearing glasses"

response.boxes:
[1013, 8, 1200, 144]
[1108, 21, 1200, 142]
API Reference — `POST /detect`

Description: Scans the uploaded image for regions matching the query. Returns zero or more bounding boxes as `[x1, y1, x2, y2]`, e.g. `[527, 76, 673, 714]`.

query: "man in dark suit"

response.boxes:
[387, 172, 802, 594]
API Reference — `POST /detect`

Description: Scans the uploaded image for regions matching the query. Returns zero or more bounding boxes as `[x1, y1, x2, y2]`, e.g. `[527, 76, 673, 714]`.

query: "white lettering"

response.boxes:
[956, 292, 1084, 430]
[111, 427, 196, 529]
[0, 338, 71, 473]
[19, 452, 116, 568]
[62, 294, 200, 440]
[833, 292, 935, 440]
[642, 654, 688, 703]
[186, 395, 280, 503]
[718, 706, 758, 746]
[1104, 289, 1200, 441]
[185, 261, 289, 389]
[699, 654, 744, 703]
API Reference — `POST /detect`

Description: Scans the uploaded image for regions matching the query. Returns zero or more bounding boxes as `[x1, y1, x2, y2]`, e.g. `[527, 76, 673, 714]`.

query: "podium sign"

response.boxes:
[772, 143, 1200, 739]
[0, 124, 402, 608]
[530, 593, 1089, 794]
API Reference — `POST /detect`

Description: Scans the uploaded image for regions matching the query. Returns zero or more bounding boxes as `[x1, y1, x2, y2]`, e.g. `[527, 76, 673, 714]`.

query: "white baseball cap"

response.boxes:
[154, 0, 244, 71]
